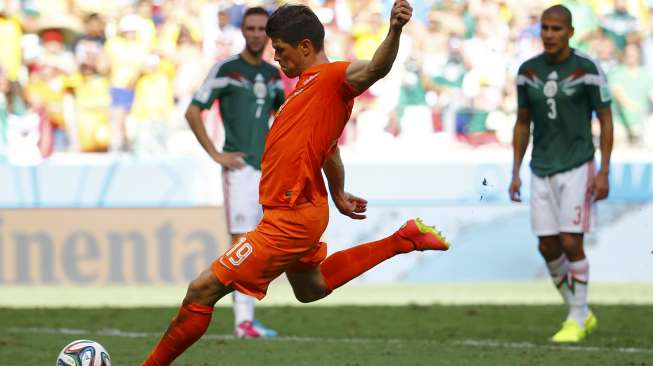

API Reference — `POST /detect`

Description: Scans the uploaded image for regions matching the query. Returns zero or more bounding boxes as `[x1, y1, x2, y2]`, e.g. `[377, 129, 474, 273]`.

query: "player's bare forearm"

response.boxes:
[323, 146, 368, 219]
[512, 108, 532, 177]
[323, 146, 346, 198]
[345, 1, 412, 92]
[185, 104, 221, 160]
[596, 107, 613, 175]
[345, 31, 401, 92]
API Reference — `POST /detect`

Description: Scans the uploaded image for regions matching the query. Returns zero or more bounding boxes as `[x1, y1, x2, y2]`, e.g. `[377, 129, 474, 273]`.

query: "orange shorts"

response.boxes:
[212, 202, 329, 299]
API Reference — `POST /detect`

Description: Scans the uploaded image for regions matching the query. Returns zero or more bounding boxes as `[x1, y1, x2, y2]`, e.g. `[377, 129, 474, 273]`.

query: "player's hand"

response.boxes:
[333, 192, 368, 220]
[390, 0, 412, 31]
[214, 151, 246, 170]
[588, 170, 609, 201]
[509, 175, 522, 202]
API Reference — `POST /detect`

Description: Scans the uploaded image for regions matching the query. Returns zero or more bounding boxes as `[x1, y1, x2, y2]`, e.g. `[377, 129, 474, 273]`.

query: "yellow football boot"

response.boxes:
[584, 311, 598, 334]
[551, 319, 586, 343]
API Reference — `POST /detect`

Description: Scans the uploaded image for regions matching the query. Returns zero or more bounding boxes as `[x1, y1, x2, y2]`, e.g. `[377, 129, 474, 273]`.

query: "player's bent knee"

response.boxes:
[185, 269, 232, 306]
[292, 287, 327, 303]
[294, 292, 323, 303]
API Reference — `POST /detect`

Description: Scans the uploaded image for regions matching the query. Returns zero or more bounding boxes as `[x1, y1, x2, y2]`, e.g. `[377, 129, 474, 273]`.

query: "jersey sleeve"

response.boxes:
[583, 61, 612, 111]
[191, 62, 228, 109]
[516, 63, 531, 109]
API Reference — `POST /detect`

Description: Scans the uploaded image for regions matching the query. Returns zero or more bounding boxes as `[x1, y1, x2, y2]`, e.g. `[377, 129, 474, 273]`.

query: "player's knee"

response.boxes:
[185, 271, 228, 305]
[560, 237, 584, 260]
[293, 288, 326, 303]
[185, 278, 208, 302]
[538, 236, 562, 259]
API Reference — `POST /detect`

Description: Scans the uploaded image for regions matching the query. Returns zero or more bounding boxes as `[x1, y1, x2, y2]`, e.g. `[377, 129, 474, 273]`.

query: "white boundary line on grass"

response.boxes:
[5, 326, 653, 355]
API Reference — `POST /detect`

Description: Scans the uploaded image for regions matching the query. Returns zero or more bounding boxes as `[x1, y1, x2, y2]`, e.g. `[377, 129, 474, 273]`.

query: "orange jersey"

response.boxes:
[259, 61, 360, 207]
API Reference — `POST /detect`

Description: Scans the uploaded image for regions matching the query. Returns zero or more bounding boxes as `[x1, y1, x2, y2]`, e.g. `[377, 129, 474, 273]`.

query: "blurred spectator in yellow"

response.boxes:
[600, 0, 641, 51]
[609, 43, 653, 146]
[129, 54, 174, 155]
[69, 60, 111, 152]
[352, 6, 387, 60]
[25, 29, 78, 151]
[134, 0, 157, 49]
[0, 67, 9, 160]
[104, 14, 148, 151]
[172, 26, 209, 115]
[0, 3, 22, 83]
[643, 6, 653, 70]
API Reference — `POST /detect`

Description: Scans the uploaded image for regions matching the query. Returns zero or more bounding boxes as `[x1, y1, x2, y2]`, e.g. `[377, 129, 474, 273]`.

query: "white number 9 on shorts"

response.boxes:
[220, 238, 254, 267]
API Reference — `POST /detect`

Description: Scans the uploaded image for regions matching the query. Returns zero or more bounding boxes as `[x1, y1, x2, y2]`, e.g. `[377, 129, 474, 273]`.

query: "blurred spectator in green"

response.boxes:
[395, 57, 430, 135]
[592, 31, 620, 73]
[609, 43, 653, 146]
[600, 0, 641, 51]
[485, 77, 517, 146]
[562, 0, 599, 52]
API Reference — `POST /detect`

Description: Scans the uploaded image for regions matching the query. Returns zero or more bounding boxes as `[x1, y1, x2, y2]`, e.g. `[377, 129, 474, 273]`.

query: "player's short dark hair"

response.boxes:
[542, 5, 573, 28]
[266, 4, 325, 52]
[243, 6, 269, 22]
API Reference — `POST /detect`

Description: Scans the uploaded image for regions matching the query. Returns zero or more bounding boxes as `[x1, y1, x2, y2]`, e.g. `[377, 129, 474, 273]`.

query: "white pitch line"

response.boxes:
[5, 327, 653, 355]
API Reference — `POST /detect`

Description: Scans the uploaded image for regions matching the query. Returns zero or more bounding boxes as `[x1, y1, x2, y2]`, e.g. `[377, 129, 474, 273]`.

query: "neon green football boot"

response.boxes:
[397, 218, 450, 251]
[551, 319, 586, 343]
[584, 311, 598, 334]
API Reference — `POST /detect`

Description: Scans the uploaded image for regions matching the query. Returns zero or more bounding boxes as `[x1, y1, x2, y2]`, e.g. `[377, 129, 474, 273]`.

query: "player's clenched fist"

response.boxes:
[390, 0, 412, 30]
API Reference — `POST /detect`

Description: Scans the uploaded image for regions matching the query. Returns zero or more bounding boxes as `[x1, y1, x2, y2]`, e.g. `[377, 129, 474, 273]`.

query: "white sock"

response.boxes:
[233, 291, 255, 326]
[546, 254, 570, 304]
[566, 258, 590, 327]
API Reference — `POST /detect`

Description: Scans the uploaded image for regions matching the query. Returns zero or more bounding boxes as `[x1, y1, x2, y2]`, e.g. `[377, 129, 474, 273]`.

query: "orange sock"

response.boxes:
[319, 232, 413, 294]
[141, 301, 213, 366]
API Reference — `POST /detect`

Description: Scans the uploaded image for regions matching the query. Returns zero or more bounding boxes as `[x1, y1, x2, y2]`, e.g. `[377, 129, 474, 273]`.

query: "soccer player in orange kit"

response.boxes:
[141, 2, 449, 364]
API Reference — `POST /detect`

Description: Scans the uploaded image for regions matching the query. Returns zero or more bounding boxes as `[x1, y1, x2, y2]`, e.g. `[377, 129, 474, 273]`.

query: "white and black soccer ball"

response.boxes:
[56, 339, 112, 366]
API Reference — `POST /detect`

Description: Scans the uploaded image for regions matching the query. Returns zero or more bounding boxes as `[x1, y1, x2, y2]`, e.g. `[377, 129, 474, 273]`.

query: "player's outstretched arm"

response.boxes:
[589, 107, 613, 201]
[345, 0, 412, 93]
[185, 104, 245, 169]
[323, 146, 368, 220]
[509, 107, 532, 202]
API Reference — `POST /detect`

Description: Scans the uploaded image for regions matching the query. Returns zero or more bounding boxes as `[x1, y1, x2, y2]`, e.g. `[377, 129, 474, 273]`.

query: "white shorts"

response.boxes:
[530, 160, 596, 236]
[222, 164, 263, 234]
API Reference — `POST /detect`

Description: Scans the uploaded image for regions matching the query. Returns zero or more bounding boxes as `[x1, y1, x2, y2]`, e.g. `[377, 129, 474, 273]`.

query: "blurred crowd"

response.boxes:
[0, 0, 652, 164]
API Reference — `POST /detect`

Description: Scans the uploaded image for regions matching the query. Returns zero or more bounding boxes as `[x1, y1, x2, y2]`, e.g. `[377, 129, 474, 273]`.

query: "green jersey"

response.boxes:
[517, 49, 611, 177]
[192, 55, 285, 169]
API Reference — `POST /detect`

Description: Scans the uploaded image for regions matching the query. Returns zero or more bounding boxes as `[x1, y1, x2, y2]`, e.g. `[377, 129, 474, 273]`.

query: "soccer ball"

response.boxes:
[56, 339, 111, 366]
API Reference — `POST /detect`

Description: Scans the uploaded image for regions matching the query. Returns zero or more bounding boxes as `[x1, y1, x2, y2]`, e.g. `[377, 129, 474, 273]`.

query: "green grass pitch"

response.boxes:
[1, 305, 651, 365]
